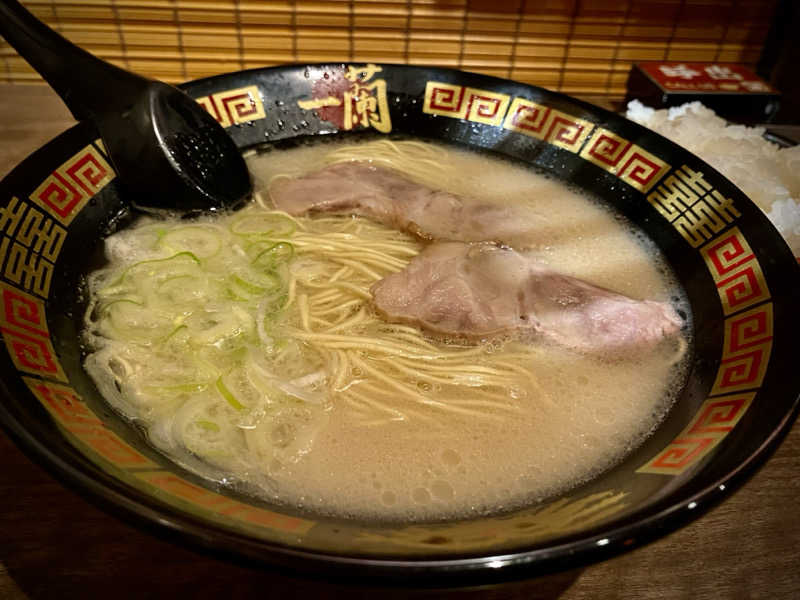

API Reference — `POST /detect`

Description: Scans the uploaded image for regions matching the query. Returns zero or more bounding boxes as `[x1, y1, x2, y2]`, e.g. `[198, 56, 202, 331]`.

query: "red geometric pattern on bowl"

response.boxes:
[0, 282, 64, 381]
[638, 392, 756, 474]
[701, 227, 771, 316]
[711, 304, 773, 395]
[423, 81, 511, 126]
[502, 98, 594, 153]
[195, 85, 266, 128]
[28, 144, 114, 226]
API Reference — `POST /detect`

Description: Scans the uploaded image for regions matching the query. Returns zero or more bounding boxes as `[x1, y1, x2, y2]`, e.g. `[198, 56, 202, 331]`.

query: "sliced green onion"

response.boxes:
[156, 275, 213, 306]
[125, 251, 200, 274]
[101, 252, 201, 293]
[215, 376, 245, 410]
[252, 242, 294, 270]
[187, 312, 246, 345]
[106, 301, 173, 341]
[160, 226, 222, 258]
[161, 323, 188, 343]
[100, 297, 144, 314]
[230, 213, 296, 237]
[231, 271, 283, 296]
[142, 382, 209, 394]
[196, 420, 220, 432]
[224, 286, 252, 302]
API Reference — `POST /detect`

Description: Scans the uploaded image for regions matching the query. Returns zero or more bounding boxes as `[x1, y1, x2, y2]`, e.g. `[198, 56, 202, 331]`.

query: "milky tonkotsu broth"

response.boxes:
[84, 140, 690, 522]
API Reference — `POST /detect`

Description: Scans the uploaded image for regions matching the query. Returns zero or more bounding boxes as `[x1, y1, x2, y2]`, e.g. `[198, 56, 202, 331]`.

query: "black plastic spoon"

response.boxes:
[0, 0, 251, 213]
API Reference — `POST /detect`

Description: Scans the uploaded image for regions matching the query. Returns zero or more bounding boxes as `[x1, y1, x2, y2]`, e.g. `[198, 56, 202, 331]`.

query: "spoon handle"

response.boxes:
[0, 0, 148, 121]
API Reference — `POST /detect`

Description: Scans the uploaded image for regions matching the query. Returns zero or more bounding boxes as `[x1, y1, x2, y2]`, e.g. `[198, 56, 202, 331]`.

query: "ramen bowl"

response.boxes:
[0, 64, 797, 584]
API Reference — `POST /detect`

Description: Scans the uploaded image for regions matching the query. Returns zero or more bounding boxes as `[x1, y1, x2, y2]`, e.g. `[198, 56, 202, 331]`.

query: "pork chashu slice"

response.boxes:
[270, 162, 547, 246]
[371, 242, 683, 353]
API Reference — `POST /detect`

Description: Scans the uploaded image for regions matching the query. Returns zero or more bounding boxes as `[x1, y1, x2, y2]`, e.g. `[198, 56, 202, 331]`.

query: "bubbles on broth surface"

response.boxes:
[83, 139, 692, 522]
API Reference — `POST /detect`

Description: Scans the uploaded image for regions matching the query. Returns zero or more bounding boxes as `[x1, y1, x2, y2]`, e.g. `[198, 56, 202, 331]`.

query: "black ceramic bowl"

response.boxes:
[0, 64, 798, 584]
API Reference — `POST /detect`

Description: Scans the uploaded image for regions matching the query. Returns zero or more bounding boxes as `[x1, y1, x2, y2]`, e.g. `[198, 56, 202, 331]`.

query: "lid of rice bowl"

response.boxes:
[625, 62, 780, 123]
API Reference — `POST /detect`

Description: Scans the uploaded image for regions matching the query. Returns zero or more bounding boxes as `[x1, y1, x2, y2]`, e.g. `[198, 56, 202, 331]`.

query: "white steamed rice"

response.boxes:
[626, 100, 800, 256]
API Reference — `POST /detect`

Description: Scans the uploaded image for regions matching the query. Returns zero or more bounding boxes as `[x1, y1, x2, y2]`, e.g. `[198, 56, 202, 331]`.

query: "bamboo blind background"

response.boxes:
[0, 0, 779, 100]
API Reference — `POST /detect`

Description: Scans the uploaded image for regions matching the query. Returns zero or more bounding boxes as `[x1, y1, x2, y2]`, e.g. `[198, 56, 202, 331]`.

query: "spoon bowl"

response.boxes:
[100, 80, 251, 213]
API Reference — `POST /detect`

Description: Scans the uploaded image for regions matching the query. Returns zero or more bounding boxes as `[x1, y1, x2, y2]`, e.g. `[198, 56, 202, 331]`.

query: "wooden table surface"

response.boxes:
[0, 83, 798, 599]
